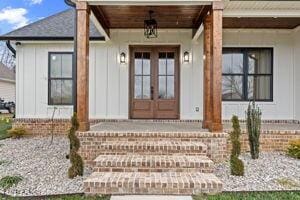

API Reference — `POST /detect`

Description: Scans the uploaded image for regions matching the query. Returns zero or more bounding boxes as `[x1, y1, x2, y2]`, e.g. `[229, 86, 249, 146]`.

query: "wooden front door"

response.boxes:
[130, 46, 180, 119]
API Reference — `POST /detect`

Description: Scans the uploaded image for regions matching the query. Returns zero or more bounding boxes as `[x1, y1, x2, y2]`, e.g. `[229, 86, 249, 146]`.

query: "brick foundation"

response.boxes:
[13, 118, 71, 135]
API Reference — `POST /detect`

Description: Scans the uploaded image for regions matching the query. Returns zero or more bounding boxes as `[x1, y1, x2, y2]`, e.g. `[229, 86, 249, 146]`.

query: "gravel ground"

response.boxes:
[215, 152, 300, 191]
[0, 136, 91, 196]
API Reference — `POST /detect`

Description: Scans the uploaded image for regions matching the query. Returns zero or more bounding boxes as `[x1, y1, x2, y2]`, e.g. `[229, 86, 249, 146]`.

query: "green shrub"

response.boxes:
[287, 139, 300, 159]
[7, 127, 27, 139]
[246, 101, 262, 159]
[0, 175, 23, 190]
[0, 118, 12, 140]
[68, 113, 84, 179]
[230, 115, 244, 176]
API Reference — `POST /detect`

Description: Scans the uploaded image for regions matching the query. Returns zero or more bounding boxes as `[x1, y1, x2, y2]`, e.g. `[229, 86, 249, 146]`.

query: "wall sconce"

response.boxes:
[120, 52, 126, 64]
[183, 51, 190, 63]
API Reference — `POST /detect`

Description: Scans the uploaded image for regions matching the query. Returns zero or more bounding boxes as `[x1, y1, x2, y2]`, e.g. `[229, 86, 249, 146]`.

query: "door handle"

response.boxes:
[151, 86, 154, 100]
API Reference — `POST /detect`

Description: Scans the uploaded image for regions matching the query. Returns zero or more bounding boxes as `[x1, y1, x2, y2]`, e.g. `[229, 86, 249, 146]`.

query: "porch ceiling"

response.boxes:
[91, 5, 210, 29]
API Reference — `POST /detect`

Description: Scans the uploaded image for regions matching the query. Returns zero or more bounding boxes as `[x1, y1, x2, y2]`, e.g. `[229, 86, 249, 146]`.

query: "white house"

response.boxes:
[1, 0, 300, 195]
[0, 62, 15, 103]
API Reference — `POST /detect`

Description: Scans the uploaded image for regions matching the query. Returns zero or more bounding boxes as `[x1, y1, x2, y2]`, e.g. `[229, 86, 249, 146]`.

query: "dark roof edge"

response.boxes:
[0, 36, 105, 41]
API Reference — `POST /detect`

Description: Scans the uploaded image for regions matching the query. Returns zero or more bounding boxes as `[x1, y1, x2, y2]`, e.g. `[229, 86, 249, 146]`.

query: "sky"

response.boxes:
[0, 0, 69, 34]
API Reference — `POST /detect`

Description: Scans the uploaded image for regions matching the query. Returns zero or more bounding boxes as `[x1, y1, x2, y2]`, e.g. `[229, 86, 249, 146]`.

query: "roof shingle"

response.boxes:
[0, 9, 104, 40]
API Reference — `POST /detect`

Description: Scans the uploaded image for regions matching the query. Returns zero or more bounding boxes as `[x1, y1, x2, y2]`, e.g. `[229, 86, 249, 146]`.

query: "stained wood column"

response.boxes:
[76, 2, 90, 131]
[210, 2, 223, 132]
[202, 12, 212, 129]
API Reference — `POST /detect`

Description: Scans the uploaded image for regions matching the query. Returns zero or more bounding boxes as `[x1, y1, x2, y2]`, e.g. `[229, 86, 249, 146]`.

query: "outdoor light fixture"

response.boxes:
[183, 51, 190, 63]
[144, 10, 158, 39]
[120, 52, 126, 64]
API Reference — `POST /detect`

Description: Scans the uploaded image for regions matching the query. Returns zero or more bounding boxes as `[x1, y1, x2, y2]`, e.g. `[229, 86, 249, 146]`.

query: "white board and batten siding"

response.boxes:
[15, 28, 300, 120]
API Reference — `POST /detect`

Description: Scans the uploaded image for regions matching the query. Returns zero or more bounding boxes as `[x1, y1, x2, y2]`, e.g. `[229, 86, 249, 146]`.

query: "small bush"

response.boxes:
[230, 116, 244, 176]
[7, 127, 27, 139]
[0, 175, 23, 190]
[287, 139, 300, 159]
[68, 113, 84, 179]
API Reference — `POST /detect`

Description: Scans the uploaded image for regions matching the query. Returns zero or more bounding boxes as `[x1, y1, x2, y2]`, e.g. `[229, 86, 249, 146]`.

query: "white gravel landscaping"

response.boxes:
[215, 152, 300, 191]
[0, 136, 90, 196]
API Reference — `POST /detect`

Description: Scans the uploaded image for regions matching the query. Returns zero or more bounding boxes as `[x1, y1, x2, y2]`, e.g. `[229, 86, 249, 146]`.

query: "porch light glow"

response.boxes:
[144, 10, 158, 39]
[184, 51, 190, 63]
[120, 52, 126, 64]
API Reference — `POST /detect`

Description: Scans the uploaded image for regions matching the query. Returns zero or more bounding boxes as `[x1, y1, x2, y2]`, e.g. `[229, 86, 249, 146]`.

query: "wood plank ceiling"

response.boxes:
[91, 5, 210, 29]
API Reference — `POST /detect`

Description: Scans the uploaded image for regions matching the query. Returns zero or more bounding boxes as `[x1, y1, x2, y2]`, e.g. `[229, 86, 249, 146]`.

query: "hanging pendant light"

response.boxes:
[144, 10, 158, 39]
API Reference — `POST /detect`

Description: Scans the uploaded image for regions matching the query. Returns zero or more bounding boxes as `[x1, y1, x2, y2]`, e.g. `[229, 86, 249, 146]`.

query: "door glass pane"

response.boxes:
[167, 76, 174, 98]
[143, 76, 151, 99]
[159, 76, 167, 99]
[222, 52, 243, 74]
[135, 53, 142, 75]
[167, 53, 175, 75]
[61, 54, 73, 78]
[248, 76, 271, 100]
[159, 53, 166, 75]
[134, 76, 142, 99]
[50, 54, 62, 78]
[143, 53, 151, 75]
[222, 75, 243, 100]
[248, 49, 272, 74]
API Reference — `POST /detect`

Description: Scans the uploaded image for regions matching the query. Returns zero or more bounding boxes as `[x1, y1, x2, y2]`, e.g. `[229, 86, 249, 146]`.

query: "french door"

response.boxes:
[130, 46, 179, 119]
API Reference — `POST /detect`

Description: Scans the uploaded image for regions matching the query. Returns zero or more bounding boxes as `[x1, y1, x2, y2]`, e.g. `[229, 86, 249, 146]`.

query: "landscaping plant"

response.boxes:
[68, 112, 84, 178]
[7, 127, 27, 139]
[230, 115, 244, 176]
[287, 139, 300, 159]
[0, 117, 12, 140]
[246, 101, 262, 159]
[0, 175, 23, 190]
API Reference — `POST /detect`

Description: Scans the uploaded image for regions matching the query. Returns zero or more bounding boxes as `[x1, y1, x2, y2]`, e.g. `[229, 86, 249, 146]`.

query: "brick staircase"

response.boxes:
[80, 129, 225, 195]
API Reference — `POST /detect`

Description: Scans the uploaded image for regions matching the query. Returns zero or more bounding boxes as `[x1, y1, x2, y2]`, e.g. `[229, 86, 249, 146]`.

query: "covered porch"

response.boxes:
[75, 0, 224, 132]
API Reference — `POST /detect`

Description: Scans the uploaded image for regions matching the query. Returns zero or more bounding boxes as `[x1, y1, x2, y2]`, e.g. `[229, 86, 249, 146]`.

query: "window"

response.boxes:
[48, 52, 73, 105]
[222, 48, 273, 101]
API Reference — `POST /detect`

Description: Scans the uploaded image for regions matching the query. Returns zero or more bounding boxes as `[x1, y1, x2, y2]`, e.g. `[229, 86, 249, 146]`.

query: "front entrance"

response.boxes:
[130, 46, 180, 119]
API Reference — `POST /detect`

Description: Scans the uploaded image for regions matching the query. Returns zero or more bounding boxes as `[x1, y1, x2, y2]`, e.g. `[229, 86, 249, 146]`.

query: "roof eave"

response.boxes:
[0, 36, 105, 41]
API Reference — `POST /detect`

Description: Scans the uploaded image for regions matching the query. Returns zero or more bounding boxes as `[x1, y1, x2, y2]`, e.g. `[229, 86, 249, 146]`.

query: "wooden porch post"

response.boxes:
[202, 12, 212, 129]
[210, 2, 223, 132]
[76, 2, 90, 131]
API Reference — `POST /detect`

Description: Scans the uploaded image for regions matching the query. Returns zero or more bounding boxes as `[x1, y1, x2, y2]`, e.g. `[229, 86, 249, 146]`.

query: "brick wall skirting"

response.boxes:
[13, 118, 71, 135]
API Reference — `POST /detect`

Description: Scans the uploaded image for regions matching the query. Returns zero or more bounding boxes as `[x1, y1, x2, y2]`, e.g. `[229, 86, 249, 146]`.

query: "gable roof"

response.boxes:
[0, 9, 104, 41]
[0, 63, 15, 82]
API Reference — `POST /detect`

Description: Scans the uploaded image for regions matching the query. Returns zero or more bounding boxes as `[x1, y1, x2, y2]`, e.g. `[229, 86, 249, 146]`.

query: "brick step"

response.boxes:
[93, 155, 214, 173]
[98, 141, 207, 155]
[84, 172, 222, 195]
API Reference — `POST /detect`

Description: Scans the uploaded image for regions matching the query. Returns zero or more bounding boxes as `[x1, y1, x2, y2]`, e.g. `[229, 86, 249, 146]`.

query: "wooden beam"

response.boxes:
[91, 6, 110, 38]
[76, 1, 90, 131]
[192, 5, 210, 39]
[209, 1, 223, 133]
[202, 11, 212, 129]
[91, 10, 110, 41]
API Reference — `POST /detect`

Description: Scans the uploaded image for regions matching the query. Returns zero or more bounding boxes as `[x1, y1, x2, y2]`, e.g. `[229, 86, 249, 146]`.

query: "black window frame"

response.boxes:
[222, 47, 273, 102]
[48, 52, 74, 106]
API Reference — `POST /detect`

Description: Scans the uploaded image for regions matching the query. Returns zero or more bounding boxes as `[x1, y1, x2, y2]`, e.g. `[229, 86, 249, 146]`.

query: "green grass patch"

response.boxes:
[193, 191, 300, 200]
[276, 178, 300, 189]
[0, 160, 10, 166]
[0, 118, 12, 140]
[0, 175, 23, 190]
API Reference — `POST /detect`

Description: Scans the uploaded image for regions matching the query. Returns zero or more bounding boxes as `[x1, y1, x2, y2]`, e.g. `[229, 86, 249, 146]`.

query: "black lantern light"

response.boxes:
[183, 51, 190, 63]
[120, 52, 126, 64]
[144, 10, 158, 39]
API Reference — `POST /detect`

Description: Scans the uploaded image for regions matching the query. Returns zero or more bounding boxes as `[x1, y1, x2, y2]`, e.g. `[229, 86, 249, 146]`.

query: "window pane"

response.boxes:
[222, 75, 243, 100]
[134, 76, 142, 99]
[135, 53, 143, 75]
[248, 76, 271, 100]
[50, 54, 62, 78]
[143, 76, 150, 99]
[61, 54, 73, 78]
[159, 76, 167, 99]
[50, 80, 62, 104]
[248, 49, 272, 74]
[222, 52, 243, 74]
[143, 53, 151, 75]
[61, 80, 73, 104]
[159, 53, 166, 75]
[167, 76, 175, 99]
